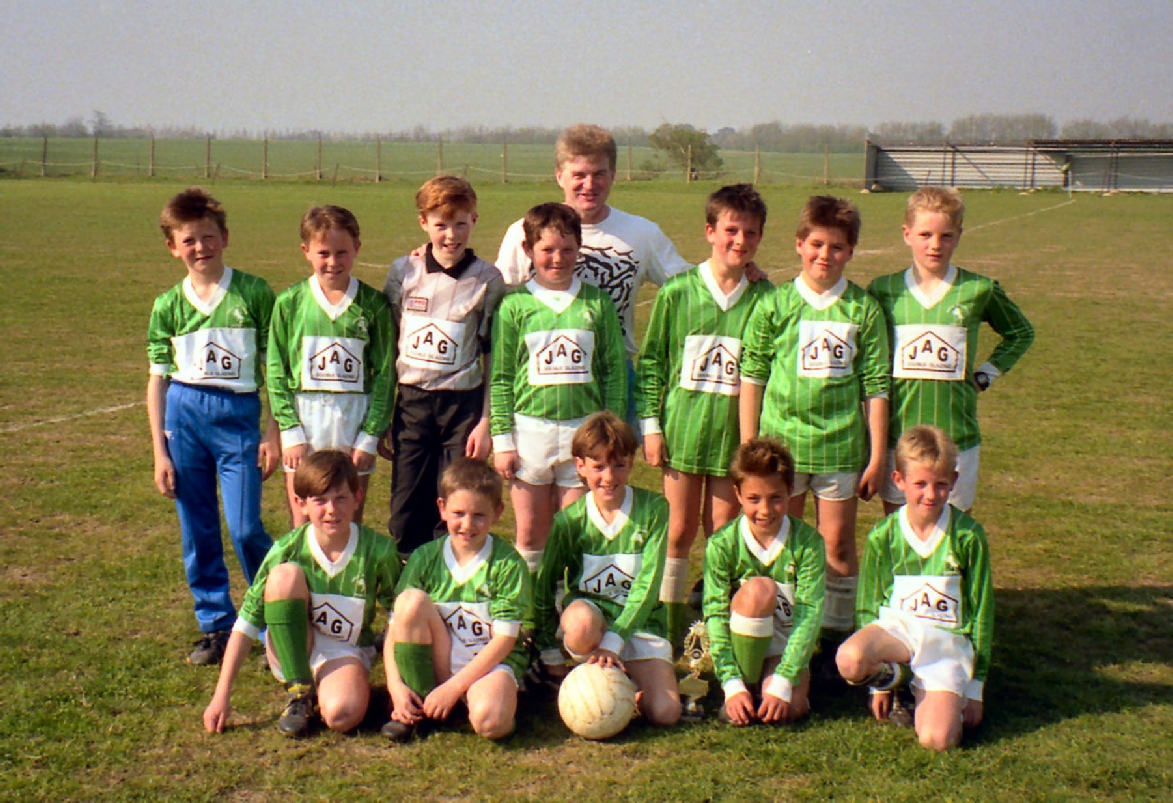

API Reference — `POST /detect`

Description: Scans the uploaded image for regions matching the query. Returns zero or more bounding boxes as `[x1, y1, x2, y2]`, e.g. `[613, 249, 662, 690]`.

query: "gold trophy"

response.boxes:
[678, 620, 711, 722]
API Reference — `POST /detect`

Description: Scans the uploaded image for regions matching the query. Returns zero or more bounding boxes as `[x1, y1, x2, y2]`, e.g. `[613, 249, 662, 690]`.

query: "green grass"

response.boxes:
[0, 137, 864, 186]
[0, 181, 1170, 800]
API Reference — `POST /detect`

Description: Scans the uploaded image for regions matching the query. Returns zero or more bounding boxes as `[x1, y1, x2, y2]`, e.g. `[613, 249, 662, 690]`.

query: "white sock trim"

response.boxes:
[518, 548, 543, 575]
[659, 557, 690, 603]
[824, 574, 857, 631]
[729, 612, 774, 638]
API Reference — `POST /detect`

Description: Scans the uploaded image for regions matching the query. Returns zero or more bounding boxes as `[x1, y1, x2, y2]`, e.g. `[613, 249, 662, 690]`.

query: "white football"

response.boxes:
[557, 663, 637, 740]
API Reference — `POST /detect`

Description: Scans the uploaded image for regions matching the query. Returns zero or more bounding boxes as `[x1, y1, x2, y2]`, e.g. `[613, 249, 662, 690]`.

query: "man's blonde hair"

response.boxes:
[555, 124, 618, 172]
[905, 186, 964, 228]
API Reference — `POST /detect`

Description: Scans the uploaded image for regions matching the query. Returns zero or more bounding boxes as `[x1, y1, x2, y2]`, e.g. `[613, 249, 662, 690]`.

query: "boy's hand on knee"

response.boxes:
[423, 680, 464, 721]
[642, 433, 666, 467]
[351, 448, 376, 473]
[869, 690, 892, 721]
[283, 443, 307, 472]
[493, 450, 519, 481]
[258, 438, 280, 481]
[963, 698, 983, 728]
[465, 418, 491, 460]
[203, 696, 230, 733]
[153, 456, 177, 499]
[389, 681, 424, 724]
[725, 692, 756, 726]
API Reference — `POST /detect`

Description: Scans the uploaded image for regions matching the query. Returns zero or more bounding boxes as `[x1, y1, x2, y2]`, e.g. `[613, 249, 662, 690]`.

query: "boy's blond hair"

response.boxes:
[894, 425, 959, 478]
[796, 195, 861, 247]
[416, 175, 478, 220]
[293, 450, 360, 499]
[706, 183, 768, 229]
[160, 187, 227, 242]
[522, 202, 582, 249]
[300, 205, 361, 244]
[905, 186, 965, 228]
[439, 457, 504, 509]
[555, 124, 618, 172]
[572, 411, 638, 465]
[729, 437, 796, 493]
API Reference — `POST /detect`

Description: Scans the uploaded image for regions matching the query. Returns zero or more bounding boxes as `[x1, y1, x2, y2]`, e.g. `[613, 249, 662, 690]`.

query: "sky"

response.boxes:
[5, 0, 1172, 134]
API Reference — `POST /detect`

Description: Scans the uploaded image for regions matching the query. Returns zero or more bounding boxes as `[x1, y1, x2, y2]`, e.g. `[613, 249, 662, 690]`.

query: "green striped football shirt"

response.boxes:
[858, 506, 994, 691]
[489, 278, 626, 448]
[868, 265, 1034, 451]
[534, 487, 668, 658]
[741, 276, 891, 474]
[147, 267, 275, 392]
[703, 514, 826, 686]
[267, 276, 396, 449]
[234, 522, 401, 648]
[636, 263, 773, 476]
[396, 535, 531, 676]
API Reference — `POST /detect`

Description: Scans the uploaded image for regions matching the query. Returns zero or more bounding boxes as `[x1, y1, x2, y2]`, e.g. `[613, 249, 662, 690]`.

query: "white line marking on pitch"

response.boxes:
[0, 402, 145, 434]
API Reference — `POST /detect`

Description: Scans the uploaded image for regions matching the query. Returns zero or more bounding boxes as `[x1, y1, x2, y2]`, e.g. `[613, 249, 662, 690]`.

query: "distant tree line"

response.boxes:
[3, 111, 1172, 150]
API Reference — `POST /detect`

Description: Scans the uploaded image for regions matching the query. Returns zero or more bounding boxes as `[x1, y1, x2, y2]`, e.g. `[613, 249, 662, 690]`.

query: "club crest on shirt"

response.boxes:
[354, 316, 369, 336]
[898, 582, 960, 625]
[310, 342, 362, 383]
[443, 604, 493, 648]
[228, 305, 247, 325]
[948, 304, 969, 324]
[195, 342, 242, 380]
[311, 600, 356, 643]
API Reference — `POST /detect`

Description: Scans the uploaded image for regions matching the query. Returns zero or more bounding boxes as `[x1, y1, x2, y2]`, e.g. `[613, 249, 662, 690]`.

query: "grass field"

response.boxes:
[0, 178, 1170, 801]
[0, 138, 864, 186]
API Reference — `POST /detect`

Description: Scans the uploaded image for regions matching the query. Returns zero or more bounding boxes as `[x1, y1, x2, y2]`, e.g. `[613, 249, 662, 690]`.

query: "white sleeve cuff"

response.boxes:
[977, 361, 1001, 384]
[491, 619, 521, 638]
[599, 631, 624, 656]
[540, 648, 566, 666]
[280, 427, 308, 450]
[149, 363, 171, 377]
[741, 376, 766, 387]
[639, 417, 662, 437]
[353, 431, 379, 455]
[491, 432, 516, 452]
[965, 678, 984, 701]
[722, 679, 749, 700]
[232, 617, 262, 641]
[762, 674, 793, 703]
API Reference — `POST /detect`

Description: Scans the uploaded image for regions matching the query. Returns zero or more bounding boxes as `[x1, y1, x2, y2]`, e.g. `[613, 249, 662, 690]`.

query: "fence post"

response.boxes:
[149, 136, 156, 178]
[41, 136, 47, 177]
[686, 144, 692, 183]
[316, 133, 323, 181]
[502, 135, 508, 184]
[91, 134, 99, 178]
[376, 136, 382, 183]
[262, 137, 268, 180]
[627, 139, 633, 182]
[824, 144, 829, 186]
[754, 142, 760, 185]
[205, 135, 211, 179]
[437, 137, 443, 175]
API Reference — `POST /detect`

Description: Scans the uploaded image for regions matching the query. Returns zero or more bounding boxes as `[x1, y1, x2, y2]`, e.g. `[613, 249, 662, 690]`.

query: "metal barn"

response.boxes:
[864, 140, 1173, 193]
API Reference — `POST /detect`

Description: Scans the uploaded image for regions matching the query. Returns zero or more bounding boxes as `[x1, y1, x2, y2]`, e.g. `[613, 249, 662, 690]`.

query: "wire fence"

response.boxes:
[0, 136, 865, 186]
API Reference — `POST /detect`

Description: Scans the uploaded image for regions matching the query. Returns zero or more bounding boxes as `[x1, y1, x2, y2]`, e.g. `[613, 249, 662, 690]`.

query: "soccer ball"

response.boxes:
[557, 663, 637, 740]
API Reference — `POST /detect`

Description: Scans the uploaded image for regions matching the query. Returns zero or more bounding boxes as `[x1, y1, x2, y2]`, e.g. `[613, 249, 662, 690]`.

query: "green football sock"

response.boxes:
[394, 642, 436, 697]
[265, 598, 312, 687]
[730, 613, 774, 685]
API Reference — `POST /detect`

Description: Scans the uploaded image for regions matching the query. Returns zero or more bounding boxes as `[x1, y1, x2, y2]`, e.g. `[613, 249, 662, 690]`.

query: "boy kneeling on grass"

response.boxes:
[382, 457, 530, 741]
[203, 450, 401, 738]
[836, 425, 993, 752]
[703, 438, 826, 726]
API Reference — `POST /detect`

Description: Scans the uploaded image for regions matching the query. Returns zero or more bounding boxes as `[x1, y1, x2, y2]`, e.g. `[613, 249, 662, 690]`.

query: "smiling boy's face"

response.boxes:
[706, 210, 762, 273]
[420, 210, 477, 268]
[903, 210, 962, 277]
[301, 228, 359, 289]
[168, 218, 228, 278]
[524, 227, 580, 291]
[438, 489, 501, 551]
[796, 225, 853, 292]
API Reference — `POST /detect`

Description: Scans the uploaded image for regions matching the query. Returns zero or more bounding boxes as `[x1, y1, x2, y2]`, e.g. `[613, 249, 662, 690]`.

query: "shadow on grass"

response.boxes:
[976, 584, 1172, 745]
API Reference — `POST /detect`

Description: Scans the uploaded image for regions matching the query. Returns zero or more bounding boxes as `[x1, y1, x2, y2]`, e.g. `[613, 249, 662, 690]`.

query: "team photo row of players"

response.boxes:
[146, 124, 1032, 751]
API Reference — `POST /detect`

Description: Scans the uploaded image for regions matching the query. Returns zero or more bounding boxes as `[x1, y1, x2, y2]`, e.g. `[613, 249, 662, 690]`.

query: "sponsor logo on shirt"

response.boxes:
[406, 296, 429, 313]
[312, 600, 356, 643]
[900, 331, 961, 375]
[310, 342, 362, 384]
[690, 343, 739, 387]
[898, 582, 960, 625]
[537, 336, 587, 376]
[195, 342, 242, 380]
[582, 563, 635, 600]
[443, 604, 493, 648]
[801, 329, 854, 373]
[406, 322, 458, 366]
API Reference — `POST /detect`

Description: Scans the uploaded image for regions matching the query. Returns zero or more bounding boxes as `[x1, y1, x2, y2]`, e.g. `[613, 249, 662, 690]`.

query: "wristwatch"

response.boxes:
[974, 371, 991, 392]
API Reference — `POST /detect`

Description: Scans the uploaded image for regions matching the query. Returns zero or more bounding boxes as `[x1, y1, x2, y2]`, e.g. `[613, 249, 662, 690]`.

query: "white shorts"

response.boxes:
[874, 609, 974, 697]
[267, 633, 375, 683]
[791, 471, 859, 502]
[564, 601, 673, 665]
[513, 413, 586, 488]
[881, 444, 979, 510]
[290, 392, 375, 475]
